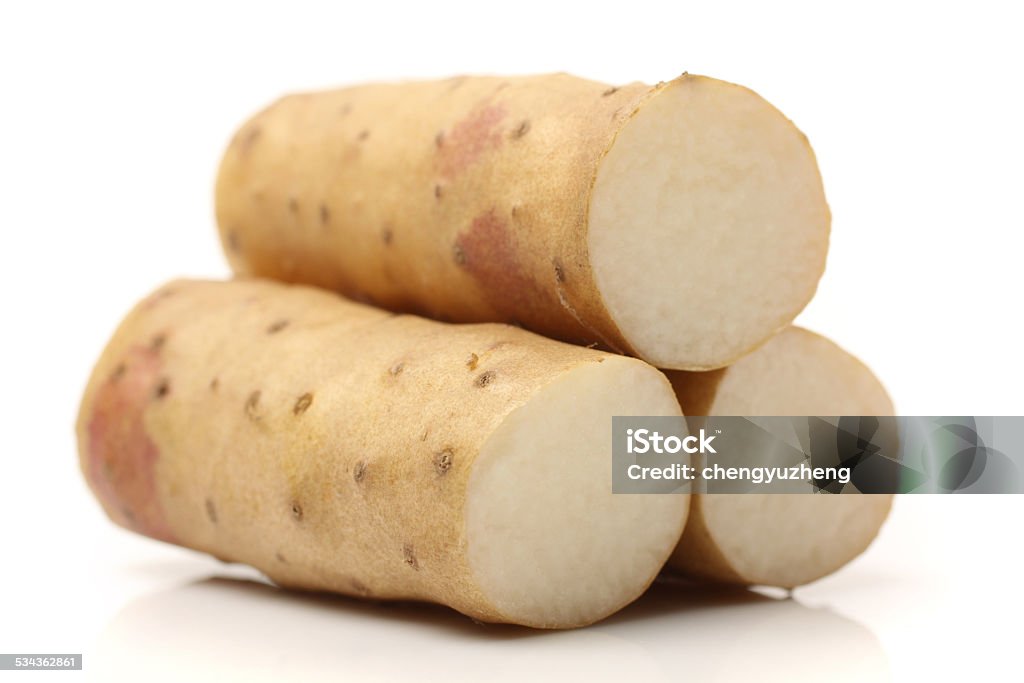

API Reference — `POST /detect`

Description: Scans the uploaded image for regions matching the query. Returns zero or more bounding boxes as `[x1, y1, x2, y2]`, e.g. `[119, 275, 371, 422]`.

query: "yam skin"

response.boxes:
[76, 278, 688, 628]
[665, 327, 894, 588]
[215, 73, 829, 370]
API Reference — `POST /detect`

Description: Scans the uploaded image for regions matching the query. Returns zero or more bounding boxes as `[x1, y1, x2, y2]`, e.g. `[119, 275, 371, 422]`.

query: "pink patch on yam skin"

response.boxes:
[455, 209, 550, 319]
[437, 103, 507, 180]
[86, 346, 176, 543]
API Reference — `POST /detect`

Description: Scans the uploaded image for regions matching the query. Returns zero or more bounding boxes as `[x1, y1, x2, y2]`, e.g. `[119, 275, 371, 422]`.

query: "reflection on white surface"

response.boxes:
[93, 575, 887, 682]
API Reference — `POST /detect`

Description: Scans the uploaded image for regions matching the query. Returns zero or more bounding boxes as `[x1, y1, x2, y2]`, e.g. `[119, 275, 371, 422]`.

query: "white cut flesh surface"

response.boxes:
[467, 356, 688, 627]
[589, 77, 829, 370]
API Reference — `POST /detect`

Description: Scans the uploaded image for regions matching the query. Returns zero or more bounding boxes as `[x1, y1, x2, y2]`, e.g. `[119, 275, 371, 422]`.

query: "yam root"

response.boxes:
[215, 73, 829, 370]
[665, 327, 893, 588]
[76, 278, 688, 628]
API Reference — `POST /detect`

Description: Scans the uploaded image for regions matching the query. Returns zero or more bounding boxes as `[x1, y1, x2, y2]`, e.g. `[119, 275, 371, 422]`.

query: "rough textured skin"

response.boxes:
[215, 72, 801, 367]
[76, 278, 676, 626]
[665, 327, 895, 586]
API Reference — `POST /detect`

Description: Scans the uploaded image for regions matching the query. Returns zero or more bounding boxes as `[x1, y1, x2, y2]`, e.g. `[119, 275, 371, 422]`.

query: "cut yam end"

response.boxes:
[692, 494, 893, 588]
[588, 76, 830, 370]
[467, 356, 688, 628]
[668, 327, 894, 588]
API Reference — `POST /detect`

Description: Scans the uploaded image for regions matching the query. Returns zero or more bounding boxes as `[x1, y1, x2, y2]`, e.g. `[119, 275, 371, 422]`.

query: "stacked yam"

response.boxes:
[79, 72, 889, 628]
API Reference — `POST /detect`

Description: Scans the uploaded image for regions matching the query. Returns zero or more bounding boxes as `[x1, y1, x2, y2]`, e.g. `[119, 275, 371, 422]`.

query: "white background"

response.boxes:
[1, 1, 1022, 681]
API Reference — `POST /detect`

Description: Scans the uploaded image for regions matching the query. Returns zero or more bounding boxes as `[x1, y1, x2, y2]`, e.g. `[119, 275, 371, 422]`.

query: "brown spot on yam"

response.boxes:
[288, 197, 299, 213]
[452, 243, 466, 267]
[110, 363, 126, 383]
[339, 103, 352, 116]
[290, 502, 304, 521]
[420, 428, 430, 441]
[435, 131, 445, 147]
[436, 102, 508, 180]
[402, 544, 419, 570]
[350, 578, 371, 595]
[86, 345, 175, 542]
[353, 460, 367, 483]
[226, 230, 241, 253]
[602, 86, 619, 97]
[319, 204, 330, 225]
[381, 226, 394, 245]
[511, 120, 531, 139]
[153, 378, 170, 400]
[267, 319, 289, 334]
[205, 498, 218, 523]
[474, 370, 496, 387]
[276, 551, 288, 563]
[466, 353, 479, 370]
[357, 129, 370, 141]
[434, 184, 443, 200]
[388, 362, 405, 377]
[293, 392, 313, 415]
[433, 448, 453, 475]
[210, 377, 219, 392]
[245, 390, 262, 420]
[150, 333, 167, 351]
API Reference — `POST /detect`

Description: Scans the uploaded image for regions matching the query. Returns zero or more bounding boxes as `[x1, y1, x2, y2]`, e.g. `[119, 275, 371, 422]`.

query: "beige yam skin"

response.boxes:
[215, 74, 652, 352]
[665, 327, 894, 587]
[76, 279, 684, 627]
[214, 73, 824, 370]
